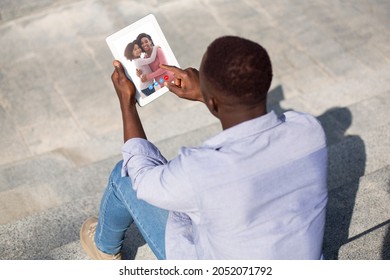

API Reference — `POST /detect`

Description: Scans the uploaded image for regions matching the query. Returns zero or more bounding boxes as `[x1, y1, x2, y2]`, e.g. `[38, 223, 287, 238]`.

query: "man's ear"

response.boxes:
[207, 96, 219, 116]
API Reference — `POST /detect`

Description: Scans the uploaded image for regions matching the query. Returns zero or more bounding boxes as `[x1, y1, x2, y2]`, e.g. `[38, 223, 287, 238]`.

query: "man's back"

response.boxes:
[163, 110, 328, 259]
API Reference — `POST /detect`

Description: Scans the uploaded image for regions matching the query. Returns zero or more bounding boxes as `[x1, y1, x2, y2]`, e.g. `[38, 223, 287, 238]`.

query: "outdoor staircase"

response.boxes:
[1, 0, 389, 261]
[1, 90, 389, 260]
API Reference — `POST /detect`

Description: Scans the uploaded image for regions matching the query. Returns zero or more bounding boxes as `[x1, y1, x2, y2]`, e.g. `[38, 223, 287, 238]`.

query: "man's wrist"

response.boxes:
[121, 101, 146, 141]
[120, 100, 137, 112]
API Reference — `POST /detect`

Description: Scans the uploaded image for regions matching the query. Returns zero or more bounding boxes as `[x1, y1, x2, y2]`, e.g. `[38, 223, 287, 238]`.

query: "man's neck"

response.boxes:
[219, 104, 267, 130]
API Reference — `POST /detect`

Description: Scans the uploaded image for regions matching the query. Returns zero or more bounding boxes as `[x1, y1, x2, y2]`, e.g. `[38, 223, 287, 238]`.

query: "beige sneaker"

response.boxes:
[80, 217, 122, 260]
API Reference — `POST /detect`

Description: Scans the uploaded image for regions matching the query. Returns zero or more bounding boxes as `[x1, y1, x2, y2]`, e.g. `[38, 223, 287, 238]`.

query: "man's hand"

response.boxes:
[111, 60, 137, 109]
[160, 64, 204, 103]
[111, 60, 146, 141]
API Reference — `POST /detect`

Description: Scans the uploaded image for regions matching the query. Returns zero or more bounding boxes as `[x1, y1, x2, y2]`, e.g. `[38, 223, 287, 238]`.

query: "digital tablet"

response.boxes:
[106, 14, 179, 106]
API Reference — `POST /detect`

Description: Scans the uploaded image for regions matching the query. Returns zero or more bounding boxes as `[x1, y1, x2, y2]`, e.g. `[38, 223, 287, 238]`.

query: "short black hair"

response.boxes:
[202, 36, 273, 104]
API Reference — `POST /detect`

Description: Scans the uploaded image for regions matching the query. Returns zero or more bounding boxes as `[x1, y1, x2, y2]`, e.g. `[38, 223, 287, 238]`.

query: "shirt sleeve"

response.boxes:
[121, 138, 198, 212]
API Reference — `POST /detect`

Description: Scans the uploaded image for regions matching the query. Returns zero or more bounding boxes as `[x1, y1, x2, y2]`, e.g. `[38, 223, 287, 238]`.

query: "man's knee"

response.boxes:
[109, 160, 125, 184]
[109, 160, 134, 193]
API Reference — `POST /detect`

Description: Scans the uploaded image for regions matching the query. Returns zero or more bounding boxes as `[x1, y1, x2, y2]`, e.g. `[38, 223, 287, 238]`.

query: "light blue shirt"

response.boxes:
[122, 110, 328, 259]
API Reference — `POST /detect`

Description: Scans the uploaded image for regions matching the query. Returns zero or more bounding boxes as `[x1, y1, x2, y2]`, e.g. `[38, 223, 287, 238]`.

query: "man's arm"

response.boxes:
[115, 62, 201, 211]
[111, 60, 146, 142]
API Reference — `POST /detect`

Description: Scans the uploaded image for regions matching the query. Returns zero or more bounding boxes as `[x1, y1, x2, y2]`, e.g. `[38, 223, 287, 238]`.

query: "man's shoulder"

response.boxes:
[282, 110, 327, 150]
[284, 110, 316, 120]
[283, 110, 323, 130]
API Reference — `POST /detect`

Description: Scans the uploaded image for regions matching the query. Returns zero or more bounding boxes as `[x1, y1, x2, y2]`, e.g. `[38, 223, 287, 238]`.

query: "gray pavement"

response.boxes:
[0, 0, 389, 260]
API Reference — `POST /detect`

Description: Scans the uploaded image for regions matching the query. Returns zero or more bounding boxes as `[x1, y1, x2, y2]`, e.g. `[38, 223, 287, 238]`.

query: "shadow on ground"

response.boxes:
[122, 224, 148, 260]
[382, 226, 390, 259]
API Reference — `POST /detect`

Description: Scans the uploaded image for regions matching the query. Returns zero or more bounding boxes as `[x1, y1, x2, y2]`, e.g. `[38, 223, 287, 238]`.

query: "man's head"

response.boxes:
[199, 36, 273, 110]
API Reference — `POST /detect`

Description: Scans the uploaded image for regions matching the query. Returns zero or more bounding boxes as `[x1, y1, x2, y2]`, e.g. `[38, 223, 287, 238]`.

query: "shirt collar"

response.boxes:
[203, 110, 284, 148]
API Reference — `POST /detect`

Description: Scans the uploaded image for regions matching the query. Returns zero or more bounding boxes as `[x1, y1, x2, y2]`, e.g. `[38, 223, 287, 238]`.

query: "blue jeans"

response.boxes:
[94, 161, 168, 259]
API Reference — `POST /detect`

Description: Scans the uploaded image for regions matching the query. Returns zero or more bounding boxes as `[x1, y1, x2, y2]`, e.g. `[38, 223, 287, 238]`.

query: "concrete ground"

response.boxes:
[0, 0, 389, 260]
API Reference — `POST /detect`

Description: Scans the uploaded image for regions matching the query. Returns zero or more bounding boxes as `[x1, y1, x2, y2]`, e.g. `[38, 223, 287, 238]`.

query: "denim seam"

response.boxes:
[95, 180, 113, 253]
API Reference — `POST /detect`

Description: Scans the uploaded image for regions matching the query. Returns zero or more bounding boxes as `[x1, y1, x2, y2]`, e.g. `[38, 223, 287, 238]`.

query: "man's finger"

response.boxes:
[174, 77, 181, 87]
[160, 64, 184, 77]
[166, 82, 184, 97]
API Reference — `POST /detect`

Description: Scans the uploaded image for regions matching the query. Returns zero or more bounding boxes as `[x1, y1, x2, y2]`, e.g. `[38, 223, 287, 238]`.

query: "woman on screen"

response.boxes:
[124, 40, 158, 96]
[136, 33, 174, 86]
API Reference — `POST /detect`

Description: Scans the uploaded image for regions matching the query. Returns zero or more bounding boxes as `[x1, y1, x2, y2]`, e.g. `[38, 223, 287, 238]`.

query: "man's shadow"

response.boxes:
[121, 224, 150, 260]
[383, 226, 390, 259]
[267, 85, 366, 259]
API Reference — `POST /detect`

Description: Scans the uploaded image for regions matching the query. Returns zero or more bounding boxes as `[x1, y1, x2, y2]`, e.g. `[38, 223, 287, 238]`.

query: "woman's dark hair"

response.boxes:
[124, 40, 138, 61]
[202, 36, 273, 104]
[136, 33, 154, 52]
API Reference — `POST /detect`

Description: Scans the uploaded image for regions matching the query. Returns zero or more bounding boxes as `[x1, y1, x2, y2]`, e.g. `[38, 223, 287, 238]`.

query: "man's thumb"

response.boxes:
[113, 60, 124, 74]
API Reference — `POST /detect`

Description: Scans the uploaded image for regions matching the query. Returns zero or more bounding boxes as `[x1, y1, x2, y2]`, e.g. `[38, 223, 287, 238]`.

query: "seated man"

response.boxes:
[80, 35, 328, 260]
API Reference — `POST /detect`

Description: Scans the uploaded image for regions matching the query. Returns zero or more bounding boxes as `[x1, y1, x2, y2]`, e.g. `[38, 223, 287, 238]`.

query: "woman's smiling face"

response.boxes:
[141, 37, 153, 52]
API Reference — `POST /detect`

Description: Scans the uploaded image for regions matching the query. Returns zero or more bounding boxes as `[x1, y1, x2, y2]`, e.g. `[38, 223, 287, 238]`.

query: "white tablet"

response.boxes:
[106, 14, 179, 106]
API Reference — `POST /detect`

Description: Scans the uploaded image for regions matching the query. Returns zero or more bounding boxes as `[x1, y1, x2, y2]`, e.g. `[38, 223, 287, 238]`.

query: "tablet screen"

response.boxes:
[106, 14, 179, 106]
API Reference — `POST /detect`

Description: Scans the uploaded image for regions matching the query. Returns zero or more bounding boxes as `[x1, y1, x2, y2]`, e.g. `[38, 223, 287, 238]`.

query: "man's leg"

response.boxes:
[82, 161, 168, 260]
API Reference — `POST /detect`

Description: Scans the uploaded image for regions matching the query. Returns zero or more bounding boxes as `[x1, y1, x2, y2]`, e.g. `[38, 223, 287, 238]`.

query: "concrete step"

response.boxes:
[0, 150, 120, 225]
[325, 121, 389, 192]
[338, 219, 390, 260]
[3, 163, 387, 260]
[0, 123, 221, 260]
[0, 191, 155, 260]
[323, 164, 390, 259]
[0, 193, 101, 260]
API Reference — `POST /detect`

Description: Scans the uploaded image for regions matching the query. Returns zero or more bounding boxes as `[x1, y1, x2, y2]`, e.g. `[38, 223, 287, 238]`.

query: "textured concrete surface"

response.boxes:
[0, 0, 389, 260]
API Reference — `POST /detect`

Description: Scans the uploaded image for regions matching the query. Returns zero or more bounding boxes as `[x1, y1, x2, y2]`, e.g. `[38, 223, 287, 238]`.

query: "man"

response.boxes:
[80, 36, 328, 260]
